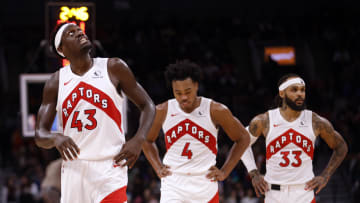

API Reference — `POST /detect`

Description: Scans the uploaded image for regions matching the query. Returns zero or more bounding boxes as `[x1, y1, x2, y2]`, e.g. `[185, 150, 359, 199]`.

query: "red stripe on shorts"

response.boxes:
[100, 186, 127, 203]
[311, 196, 316, 203]
[208, 191, 219, 203]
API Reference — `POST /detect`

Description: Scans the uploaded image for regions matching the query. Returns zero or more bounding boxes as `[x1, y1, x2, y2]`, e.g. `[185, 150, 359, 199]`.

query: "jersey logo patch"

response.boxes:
[266, 128, 314, 160]
[92, 70, 103, 78]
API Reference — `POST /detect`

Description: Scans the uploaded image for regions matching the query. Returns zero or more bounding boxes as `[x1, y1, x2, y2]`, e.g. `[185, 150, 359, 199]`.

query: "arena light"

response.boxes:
[264, 46, 296, 66]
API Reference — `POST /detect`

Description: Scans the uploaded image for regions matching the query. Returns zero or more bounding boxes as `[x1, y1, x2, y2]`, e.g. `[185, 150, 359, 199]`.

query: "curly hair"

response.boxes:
[164, 60, 202, 87]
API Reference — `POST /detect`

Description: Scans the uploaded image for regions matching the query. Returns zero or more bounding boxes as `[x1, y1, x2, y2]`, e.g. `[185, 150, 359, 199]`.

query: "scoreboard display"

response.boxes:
[45, 2, 95, 66]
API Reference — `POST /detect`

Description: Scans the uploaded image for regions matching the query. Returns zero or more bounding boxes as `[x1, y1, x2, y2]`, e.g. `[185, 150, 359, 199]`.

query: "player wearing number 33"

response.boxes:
[142, 60, 250, 203]
[241, 73, 348, 203]
[34, 23, 155, 203]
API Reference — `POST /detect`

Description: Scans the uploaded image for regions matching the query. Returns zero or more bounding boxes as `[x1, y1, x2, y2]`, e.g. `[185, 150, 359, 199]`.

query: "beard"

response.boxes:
[285, 95, 306, 111]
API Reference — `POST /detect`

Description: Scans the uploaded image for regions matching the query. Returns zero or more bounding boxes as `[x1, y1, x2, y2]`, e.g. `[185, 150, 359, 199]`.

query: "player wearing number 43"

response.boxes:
[241, 73, 348, 203]
[34, 23, 155, 203]
[142, 60, 250, 203]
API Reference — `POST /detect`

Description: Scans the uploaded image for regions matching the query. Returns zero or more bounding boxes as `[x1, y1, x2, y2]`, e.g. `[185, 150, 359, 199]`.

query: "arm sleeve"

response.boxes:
[240, 126, 259, 172]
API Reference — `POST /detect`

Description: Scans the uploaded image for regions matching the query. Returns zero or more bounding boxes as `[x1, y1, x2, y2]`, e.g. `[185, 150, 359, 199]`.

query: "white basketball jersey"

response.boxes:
[162, 97, 218, 175]
[56, 58, 125, 161]
[264, 108, 316, 184]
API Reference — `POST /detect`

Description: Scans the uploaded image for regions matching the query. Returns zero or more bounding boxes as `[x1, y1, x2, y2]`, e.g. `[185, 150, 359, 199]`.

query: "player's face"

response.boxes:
[59, 25, 92, 57]
[172, 78, 199, 112]
[282, 84, 306, 111]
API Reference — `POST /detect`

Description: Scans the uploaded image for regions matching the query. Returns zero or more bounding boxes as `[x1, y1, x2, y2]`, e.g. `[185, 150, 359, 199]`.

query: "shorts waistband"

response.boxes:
[269, 183, 306, 191]
[172, 171, 208, 176]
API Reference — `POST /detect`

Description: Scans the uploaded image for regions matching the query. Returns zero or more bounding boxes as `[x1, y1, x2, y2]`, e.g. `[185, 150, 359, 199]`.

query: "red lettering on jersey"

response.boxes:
[164, 119, 217, 155]
[62, 82, 122, 133]
[266, 128, 314, 160]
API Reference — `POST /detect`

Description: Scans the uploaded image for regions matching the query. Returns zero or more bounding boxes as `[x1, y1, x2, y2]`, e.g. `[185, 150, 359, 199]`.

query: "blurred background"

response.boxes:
[0, 0, 359, 202]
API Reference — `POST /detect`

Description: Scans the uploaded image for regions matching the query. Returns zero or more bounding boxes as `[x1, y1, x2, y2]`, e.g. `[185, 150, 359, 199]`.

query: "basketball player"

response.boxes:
[34, 23, 155, 203]
[142, 61, 250, 202]
[241, 73, 348, 202]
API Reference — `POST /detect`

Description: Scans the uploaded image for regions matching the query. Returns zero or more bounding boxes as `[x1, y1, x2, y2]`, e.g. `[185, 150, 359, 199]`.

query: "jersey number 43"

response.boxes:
[71, 109, 97, 132]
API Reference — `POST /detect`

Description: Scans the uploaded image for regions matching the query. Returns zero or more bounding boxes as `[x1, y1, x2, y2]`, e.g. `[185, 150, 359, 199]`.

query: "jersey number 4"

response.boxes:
[279, 150, 302, 167]
[181, 142, 193, 159]
[71, 109, 97, 132]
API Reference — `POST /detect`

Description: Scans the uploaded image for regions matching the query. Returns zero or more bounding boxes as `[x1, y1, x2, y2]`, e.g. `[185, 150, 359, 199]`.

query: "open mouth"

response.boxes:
[295, 100, 304, 105]
[78, 35, 88, 44]
[181, 101, 190, 106]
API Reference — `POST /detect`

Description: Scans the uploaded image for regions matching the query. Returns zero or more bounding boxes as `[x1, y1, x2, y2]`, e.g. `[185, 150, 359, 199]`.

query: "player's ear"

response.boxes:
[57, 45, 63, 54]
[279, 90, 285, 99]
[194, 81, 199, 91]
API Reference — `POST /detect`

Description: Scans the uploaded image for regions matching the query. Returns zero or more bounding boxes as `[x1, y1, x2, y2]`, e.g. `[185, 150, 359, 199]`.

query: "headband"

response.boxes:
[54, 23, 75, 57]
[278, 77, 305, 91]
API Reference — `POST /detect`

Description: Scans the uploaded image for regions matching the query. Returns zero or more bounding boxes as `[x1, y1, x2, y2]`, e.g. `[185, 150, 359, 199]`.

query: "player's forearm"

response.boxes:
[320, 141, 348, 180]
[142, 141, 164, 172]
[221, 136, 250, 177]
[134, 102, 156, 140]
[34, 129, 57, 149]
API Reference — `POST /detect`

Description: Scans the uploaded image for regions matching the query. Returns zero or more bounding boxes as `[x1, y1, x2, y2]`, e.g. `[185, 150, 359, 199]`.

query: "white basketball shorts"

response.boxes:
[160, 172, 219, 203]
[61, 159, 128, 203]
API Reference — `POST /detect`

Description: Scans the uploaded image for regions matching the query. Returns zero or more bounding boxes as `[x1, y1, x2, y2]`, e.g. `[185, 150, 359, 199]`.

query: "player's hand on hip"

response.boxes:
[157, 165, 172, 178]
[305, 176, 329, 194]
[206, 166, 226, 182]
[250, 172, 268, 197]
[114, 136, 143, 169]
[54, 134, 80, 161]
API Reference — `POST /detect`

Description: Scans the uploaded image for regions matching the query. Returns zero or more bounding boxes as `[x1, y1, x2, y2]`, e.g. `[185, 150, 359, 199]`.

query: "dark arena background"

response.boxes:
[0, 0, 359, 202]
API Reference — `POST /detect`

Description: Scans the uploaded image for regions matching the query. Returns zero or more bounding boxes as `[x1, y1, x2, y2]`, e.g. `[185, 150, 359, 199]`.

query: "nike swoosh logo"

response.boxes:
[113, 164, 121, 168]
[273, 124, 281, 127]
[170, 113, 179, 117]
[64, 79, 73, 86]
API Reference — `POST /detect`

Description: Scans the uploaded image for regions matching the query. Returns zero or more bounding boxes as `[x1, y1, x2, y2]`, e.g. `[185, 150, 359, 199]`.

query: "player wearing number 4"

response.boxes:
[241, 73, 348, 203]
[142, 60, 250, 203]
[35, 23, 155, 203]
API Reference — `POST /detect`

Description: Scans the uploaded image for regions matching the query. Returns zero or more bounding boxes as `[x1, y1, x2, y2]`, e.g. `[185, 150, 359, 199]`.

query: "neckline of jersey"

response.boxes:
[68, 58, 96, 78]
[277, 108, 304, 124]
[175, 96, 204, 116]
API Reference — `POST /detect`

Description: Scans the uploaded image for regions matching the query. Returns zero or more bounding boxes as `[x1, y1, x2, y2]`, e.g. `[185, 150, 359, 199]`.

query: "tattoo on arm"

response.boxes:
[313, 113, 348, 179]
[249, 112, 269, 137]
[249, 122, 258, 136]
